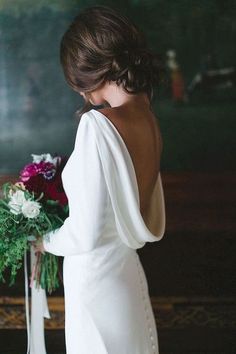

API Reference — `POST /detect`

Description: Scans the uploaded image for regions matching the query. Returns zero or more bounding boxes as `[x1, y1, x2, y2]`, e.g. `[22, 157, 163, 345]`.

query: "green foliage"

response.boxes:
[0, 182, 68, 293]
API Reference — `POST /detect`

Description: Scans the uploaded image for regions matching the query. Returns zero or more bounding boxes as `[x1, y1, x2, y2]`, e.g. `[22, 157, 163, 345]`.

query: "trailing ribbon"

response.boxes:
[24, 245, 51, 354]
[24, 249, 30, 354]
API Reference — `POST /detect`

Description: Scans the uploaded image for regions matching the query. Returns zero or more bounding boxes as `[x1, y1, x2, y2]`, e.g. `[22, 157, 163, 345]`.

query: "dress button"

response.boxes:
[152, 344, 156, 349]
[149, 327, 153, 332]
[150, 335, 154, 340]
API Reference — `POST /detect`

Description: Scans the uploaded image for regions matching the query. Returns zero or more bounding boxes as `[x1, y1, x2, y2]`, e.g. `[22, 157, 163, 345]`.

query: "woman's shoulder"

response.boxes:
[93, 107, 123, 125]
[93, 106, 136, 137]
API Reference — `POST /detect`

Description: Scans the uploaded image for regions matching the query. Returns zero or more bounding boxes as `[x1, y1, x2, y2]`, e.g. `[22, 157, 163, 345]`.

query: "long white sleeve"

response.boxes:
[42, 113, 108, 256]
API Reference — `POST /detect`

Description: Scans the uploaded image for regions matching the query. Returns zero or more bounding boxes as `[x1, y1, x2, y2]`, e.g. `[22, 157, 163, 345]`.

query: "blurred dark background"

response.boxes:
[0, 0, 235, 173]
[0, 1, 235, 353]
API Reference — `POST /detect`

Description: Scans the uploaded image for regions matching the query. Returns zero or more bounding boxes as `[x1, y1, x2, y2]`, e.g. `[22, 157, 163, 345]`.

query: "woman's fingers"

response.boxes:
[31, 241, 40, 253]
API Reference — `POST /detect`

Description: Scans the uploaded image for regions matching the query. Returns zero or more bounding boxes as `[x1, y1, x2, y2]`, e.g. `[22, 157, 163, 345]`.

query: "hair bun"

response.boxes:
[109, 47, 163, 96]
[113, 47, 149, 68]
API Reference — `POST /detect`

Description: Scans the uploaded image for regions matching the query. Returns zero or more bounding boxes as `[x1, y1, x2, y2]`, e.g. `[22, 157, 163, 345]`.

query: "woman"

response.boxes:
[33, 5, 166, 354]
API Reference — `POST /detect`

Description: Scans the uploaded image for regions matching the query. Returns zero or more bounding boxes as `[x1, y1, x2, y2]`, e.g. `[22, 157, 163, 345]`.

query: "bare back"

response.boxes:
[98, 106, 163, 217]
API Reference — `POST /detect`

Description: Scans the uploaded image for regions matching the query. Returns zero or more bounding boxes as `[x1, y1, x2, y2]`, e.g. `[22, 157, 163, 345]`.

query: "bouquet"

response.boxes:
[0, 153, 69, 294]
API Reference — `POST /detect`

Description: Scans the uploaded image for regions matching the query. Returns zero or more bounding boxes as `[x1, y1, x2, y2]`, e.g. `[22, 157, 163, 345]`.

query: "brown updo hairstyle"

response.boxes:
[60, 5, 166, 118]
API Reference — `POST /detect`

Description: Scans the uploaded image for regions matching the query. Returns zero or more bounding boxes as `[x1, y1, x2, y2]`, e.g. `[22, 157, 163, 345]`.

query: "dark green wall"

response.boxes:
[0, 0, 235, 173]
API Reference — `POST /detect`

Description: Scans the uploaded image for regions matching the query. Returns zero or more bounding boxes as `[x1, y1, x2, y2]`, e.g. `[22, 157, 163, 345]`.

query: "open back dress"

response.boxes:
[43, 108, 166, 354]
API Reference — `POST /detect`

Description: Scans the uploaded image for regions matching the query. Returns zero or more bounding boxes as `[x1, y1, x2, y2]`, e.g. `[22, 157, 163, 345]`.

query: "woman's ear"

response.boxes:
[79, 92, 86, 99]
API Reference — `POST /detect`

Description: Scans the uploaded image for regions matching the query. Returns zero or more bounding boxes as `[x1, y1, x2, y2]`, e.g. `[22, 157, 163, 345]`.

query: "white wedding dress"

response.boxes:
[43, 108, 166, 354]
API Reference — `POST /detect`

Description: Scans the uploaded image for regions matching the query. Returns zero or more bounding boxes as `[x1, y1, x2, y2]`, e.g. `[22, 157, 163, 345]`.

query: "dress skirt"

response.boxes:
[63, 239, 159, 354]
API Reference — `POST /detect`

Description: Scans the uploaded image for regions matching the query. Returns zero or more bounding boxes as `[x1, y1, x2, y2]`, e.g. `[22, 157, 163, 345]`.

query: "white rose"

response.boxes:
[31, 154, 61, 166]
[31, 153, 48, 163]
[46, 154, 61, 166]
[44, 153, 55, 163]
[21, 200, 41, 219]
[31, 153, 60, 166]
[8, 190, 27, 215]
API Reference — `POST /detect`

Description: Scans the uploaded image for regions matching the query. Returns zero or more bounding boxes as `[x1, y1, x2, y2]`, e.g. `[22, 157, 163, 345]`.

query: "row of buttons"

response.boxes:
[135, 254, 158, 353]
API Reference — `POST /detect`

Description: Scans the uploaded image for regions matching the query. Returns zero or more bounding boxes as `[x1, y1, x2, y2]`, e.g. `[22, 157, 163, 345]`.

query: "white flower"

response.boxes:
[8, 190, 27, 215]
[21, 200, 41, 219]
[31, 153, 60, 166]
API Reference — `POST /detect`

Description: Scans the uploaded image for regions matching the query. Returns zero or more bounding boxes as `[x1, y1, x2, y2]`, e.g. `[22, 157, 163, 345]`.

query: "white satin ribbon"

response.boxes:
[24, 246, 51, 354]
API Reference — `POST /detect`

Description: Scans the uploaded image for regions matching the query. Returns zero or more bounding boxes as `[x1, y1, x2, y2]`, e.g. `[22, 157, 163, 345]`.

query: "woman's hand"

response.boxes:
[31, 239, 46, 254]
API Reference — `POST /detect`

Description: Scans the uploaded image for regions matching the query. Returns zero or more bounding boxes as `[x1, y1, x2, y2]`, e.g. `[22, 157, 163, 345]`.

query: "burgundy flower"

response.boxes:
[19, 163, 38, 182]
[19, 155, 68, 207]
[37, 161, 56, 180]
[46, 180, 68, 206]
[23, 174, 48, 196]
[45, 160, 68, 206]
[19, 161, 56, 182]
